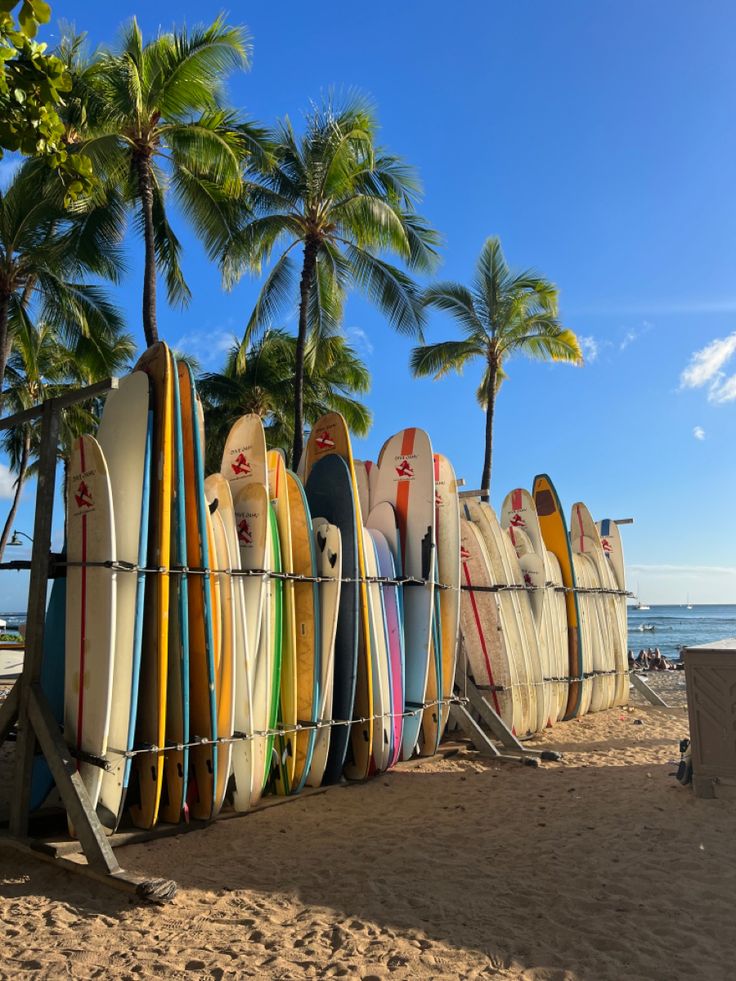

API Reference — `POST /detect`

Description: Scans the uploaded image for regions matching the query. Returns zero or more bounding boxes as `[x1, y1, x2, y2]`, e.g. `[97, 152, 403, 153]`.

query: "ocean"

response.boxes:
[627, 604, 736, 661]
[4, 604, 736, 657]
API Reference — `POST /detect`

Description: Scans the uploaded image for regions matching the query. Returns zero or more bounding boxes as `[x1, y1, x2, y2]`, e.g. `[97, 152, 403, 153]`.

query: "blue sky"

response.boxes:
[2, 1, 735, 606]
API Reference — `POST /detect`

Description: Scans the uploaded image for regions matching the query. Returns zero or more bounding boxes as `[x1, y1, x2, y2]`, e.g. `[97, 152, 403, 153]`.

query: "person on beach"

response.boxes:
[636, 649, 649, 669]
[628, 650, 635, 669]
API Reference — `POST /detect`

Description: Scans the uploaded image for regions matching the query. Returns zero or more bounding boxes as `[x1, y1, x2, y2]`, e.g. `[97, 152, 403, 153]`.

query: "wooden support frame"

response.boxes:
[630, 670, 670, 707]
[0, 381, 177, 903]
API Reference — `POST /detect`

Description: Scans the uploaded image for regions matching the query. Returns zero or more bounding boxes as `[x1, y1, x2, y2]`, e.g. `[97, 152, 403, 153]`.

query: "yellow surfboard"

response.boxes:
[532, 474, 586, 719]
[303, 413, 373, 780]
[130, 343, 173, 829]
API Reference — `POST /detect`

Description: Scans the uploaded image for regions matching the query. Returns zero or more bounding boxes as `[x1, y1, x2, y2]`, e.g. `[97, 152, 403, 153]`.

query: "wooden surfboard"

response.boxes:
[160, 363, 189, 824]
[284, 471, 320, 793]
[178, 362, 218, 820]
[130, 342, 173, 828]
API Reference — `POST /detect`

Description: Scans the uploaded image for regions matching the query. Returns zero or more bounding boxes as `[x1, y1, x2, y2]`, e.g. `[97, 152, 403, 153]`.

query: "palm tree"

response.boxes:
[411, 237, 583, 496]
[226, 95, 440, 467]
[199, 328, 372, 472]
[0, 314, 135, 559]
[68, 17, 263, 347]
[0, 161, 126, 409]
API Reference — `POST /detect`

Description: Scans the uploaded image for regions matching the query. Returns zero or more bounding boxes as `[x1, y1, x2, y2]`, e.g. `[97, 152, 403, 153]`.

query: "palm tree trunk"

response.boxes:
[291, 237, 319, 469]
[0, 429, 30, 561]
[136, 153, 159, 348]
[0, 292, 10, 413]
[480, 359, 497, 502]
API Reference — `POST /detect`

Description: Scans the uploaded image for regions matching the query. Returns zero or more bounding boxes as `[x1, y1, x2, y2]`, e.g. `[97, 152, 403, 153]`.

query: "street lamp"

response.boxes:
[8, 530, 33, 547]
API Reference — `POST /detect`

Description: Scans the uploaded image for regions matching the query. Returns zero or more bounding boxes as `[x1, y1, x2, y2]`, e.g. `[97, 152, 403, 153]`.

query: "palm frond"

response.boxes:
[344, 243, 425, 337]
[410, 338, 483, 378]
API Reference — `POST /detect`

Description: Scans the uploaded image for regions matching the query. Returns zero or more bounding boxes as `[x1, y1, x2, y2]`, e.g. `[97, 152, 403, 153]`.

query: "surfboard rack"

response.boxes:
[451, 649, 562, 764]
[0, 381, 177, 904]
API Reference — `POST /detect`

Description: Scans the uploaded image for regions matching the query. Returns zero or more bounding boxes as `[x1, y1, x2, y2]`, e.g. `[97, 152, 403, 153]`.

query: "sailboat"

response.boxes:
[634, 581, 650, 611]
[686, 593, 692, 610]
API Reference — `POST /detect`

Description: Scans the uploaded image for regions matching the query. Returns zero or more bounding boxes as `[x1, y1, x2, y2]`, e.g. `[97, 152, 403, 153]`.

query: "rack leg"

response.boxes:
[630, 671, 669, 707]
[27, 685, 120, 872]
[0, 679, 19, 742]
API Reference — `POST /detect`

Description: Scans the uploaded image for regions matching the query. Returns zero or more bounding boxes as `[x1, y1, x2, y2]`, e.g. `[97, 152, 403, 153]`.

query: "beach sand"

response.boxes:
[1, 677, 732, 979]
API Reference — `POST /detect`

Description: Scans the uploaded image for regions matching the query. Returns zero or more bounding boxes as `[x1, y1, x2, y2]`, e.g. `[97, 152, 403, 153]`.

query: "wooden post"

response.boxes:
[10, 399, 59, 837]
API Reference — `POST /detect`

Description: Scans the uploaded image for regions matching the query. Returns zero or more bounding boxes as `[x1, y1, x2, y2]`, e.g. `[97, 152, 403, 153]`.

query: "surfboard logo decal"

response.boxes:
[74, 479, 93, 510]
[231, 452, 251, 477]
[396, 460, 414, 479]
[460, 545, 470, 559]
[315, 430, 335, 452]
[601, 538, 612, 553]
[237, 517, 252, 545]
[510, 512, 525, 528]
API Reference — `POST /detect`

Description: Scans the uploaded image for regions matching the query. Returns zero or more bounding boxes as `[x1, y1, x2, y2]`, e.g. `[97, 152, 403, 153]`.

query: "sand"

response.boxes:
[1, 676, 733, 979]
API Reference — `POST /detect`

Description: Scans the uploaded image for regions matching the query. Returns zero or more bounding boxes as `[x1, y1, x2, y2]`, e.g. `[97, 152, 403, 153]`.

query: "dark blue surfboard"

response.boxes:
[305, 455, 359, 784]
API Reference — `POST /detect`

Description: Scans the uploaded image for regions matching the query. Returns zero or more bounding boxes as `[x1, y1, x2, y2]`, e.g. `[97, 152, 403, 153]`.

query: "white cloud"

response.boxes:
[629, 563, 736, 577]
[620, 329, 637, 350]
[345, 326, 374, 357]
[0, 462, 15, 499]
[680, 332, 736, 401]
[578, 335, 598, 362]
[693, 426, 705, 440]
[174, 328, 237, 368]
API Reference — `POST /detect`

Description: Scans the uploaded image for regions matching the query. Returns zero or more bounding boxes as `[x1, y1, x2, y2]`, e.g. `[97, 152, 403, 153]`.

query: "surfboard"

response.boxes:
[221, 413, 269, 492]
[31, 575, 66, 810]
[463, 500, 533, 735]
[364, 529, 392, 773]
[306, 520, 342, 787]
[354, 461, 371, 521]
[96, 371, 152, 831]
[572, 502, 625, 710]
[268, 449, 297, 791]
[232, 482, 268, 807]
[501, 488, 566, 724]
[130, 343, 174, 828]
[305, 454, 359, 783]
[263, 504, 283, 790]
[178, 361, 218, 820]
[65, 435, 116, 817]
[545, 550, 571, 721]
[458, 518, 520, 732]
[571, 549, 606, 712]
[159, 364, 189, 825]
[532, 474, 588, 719]
[367, 521, 404, 768]
[505, 523, 555, 728]
[424, 453, 460, 749]
[206, 482, 237, 814]
[373, 428, 435, 760]
[284, 470, 320, 793]
[597, 518, 630, 706]
[303, 413, 372, 780]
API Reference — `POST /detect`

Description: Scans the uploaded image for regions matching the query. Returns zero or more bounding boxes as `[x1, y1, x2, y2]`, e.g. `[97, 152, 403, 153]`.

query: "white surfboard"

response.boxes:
[597, 518, 629, 706]
[221, 413, 268, 494]
[463, 500, 533, 735]
[65, 435, 116, 816]
[95, 372, 150, 832]
[432, 453, 461, 736]
[372, 429, 435, 759]
[353, 461, 371, 526]
[306, 520, 342, 787]
[458, 518, 520, 732]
